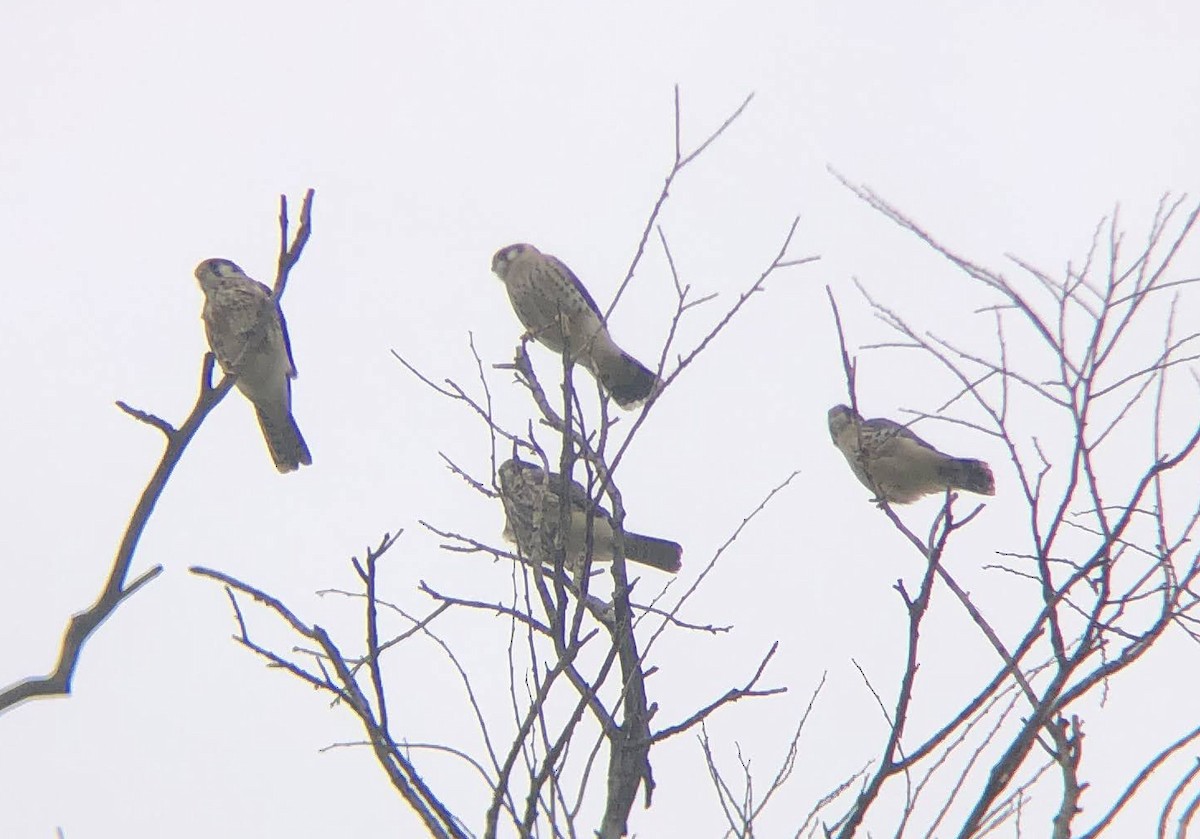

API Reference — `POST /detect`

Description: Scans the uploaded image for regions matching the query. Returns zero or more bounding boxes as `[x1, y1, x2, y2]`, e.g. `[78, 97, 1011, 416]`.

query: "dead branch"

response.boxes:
[191, 562, 470, 839]
[0, 189, 315, 715]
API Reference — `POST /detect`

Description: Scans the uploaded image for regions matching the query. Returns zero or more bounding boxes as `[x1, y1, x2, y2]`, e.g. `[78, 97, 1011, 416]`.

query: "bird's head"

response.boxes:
[498, 457, 543, 493]
[194, 258, 245, 283]
[827, 404, 861, 442]
[491, 243, 536, 280]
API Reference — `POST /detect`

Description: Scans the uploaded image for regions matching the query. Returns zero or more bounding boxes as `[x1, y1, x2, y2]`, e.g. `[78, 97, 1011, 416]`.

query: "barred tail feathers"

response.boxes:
[624, 532, 683, 573]
[256, 406, 312, 473]
[590, 341, 661, 409]
[945, 458, 994, 496]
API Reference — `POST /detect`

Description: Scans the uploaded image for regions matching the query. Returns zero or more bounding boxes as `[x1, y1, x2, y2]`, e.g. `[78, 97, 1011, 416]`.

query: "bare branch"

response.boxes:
[0, 190, 317, 715]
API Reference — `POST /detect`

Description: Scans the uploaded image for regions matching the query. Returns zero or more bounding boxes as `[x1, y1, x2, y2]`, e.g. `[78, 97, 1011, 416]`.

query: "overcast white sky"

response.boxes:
[2, 1, 1199, 836]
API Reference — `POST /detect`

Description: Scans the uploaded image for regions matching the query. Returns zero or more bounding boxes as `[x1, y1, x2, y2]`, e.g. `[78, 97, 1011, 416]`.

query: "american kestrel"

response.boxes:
[828, 404, 994, 504]
[195, 258, 312, 473]
[497, 458, 682, 573]
[491, 243, 662, 409]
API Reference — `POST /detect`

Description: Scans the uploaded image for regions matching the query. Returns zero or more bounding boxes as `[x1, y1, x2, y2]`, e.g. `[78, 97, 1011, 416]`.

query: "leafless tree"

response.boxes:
[191, 91, 817, 837]
[0, 190, 315, 716]
[780, 181, 1200, 838]
[177, 105, 1200, 839]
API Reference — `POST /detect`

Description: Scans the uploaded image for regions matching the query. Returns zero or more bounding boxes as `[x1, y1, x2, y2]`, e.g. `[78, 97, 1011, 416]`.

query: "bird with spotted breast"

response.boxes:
[497, 458, 682, 573]
[491, 243, 662, 409]
[828, 404, 994, 504]
[195, 258, 312, 473]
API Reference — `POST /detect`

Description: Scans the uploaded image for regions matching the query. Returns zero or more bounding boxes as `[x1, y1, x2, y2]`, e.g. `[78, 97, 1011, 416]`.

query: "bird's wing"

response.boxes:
[543, 254, 605, 321]
[239, 278, 298, 378]
[204, 284, 260, 365]
[275, 302, 298, 378]
[868, 417, 931, 448]
[503, 460, 616, 525]
[548, 467, 614, 524]
[861, 417, 942, 455]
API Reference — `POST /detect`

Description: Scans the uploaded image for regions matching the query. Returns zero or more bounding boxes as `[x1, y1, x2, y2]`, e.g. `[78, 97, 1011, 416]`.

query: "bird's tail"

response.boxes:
[623, 532, 683, 573]
[944, 458, 995, 496]
[256, 407, 313, 473]
[594, 347, 662, 409]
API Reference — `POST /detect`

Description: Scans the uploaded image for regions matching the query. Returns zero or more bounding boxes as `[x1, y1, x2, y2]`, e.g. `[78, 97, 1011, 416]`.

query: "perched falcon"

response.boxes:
[491, 243, 662, 409]
[828, 404, 994, 504]
[194, 258, 312, 473]
[497, 458, 682, 573]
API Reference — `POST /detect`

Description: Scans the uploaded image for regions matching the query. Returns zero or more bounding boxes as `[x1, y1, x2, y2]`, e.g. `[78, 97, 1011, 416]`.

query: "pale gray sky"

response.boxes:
[2, 1, 1199, 836]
